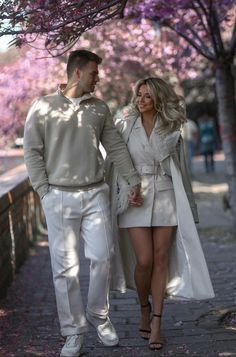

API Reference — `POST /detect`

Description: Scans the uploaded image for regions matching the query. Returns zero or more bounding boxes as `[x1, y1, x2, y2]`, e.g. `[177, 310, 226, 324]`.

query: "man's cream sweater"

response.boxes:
[24, 92, 140, 199]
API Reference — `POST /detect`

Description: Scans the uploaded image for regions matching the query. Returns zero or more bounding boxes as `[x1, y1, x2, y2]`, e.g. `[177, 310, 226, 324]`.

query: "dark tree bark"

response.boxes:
[215, 62, 236, 230]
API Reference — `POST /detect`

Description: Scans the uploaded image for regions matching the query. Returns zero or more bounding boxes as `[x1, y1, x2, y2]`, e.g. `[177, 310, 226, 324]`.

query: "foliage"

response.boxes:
[127, 0, 235, 62]
[82, 20, 206, 105]
[0, 46, 65, 148]
[0, 18, 210, 148]
[0, 0, 128, 55]
[0, 0, 235, 148]
[0, 0, 235, 60]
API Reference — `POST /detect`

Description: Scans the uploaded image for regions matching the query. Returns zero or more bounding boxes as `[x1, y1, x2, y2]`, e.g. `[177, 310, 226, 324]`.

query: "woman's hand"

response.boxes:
[128, 184, 143, 206]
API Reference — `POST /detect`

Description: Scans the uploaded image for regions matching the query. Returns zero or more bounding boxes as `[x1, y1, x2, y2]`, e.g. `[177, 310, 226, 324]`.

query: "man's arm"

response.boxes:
[23, 99, 49, 199]
[101, 107, 141, 201]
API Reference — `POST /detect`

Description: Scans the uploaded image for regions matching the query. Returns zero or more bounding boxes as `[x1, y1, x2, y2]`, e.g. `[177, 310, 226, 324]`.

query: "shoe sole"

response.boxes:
[60, 345, 83, 357]
[86, 314, 119, 347]
[97, 333, 119, 347]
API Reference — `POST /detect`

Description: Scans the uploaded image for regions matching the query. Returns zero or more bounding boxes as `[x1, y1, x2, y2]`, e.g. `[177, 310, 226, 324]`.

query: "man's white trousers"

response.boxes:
[41, 183, 114, 336]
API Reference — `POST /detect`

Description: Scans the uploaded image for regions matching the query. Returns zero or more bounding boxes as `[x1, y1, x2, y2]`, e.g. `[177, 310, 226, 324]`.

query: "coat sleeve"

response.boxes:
[100, 106, 140, 188]
[176, 136, 199, 223]
[104, 156, 136, 293]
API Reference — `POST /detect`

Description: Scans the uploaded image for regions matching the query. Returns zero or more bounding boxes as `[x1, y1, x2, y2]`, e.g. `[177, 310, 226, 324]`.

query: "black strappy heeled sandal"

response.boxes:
[149, 314, 164, 350]
[139, 301, 152, 340]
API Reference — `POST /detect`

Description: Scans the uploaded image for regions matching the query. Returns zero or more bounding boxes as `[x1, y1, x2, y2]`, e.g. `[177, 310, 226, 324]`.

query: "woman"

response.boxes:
[107, 77, 214, 351]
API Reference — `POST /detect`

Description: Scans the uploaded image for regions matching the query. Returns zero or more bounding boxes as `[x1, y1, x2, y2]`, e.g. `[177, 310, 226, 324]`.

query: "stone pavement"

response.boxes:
[0, 152, 236, 357]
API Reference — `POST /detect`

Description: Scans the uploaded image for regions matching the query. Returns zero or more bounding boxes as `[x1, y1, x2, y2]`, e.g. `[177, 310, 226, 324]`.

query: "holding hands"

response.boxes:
[128, 184, 143, 207]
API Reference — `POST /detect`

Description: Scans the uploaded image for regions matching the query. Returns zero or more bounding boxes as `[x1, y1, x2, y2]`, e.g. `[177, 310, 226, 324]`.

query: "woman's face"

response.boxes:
[136, 84, 156, 115]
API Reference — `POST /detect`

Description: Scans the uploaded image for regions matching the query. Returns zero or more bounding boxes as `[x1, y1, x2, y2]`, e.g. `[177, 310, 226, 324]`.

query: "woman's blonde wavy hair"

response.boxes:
[131, 77, 187, 133]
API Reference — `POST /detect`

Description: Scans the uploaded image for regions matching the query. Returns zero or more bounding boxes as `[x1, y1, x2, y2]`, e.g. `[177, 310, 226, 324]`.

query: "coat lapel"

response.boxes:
[152, 130, 181, 162]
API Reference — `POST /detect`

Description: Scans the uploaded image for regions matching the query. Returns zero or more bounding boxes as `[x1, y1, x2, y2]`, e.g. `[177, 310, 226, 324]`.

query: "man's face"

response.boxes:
[78, 61, 100, 93]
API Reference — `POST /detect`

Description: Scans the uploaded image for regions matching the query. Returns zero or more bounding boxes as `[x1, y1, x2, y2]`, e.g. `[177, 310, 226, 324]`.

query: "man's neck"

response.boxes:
[63, 82, 86, 98]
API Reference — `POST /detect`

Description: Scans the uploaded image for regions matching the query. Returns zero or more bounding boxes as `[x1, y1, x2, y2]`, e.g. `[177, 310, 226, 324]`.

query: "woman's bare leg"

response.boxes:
[128, 227, 153, 338]
[149, 226, 176, 349]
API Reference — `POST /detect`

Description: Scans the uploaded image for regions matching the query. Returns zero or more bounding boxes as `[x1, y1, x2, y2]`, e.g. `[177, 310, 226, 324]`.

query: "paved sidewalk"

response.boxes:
[0, 152, 236, 356]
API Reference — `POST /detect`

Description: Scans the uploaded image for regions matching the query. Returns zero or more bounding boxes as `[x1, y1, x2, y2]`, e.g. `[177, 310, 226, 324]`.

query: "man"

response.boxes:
[24, 49, 141, 357]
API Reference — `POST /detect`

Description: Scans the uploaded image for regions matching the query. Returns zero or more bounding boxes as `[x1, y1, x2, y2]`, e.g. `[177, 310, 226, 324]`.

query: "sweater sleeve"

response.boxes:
[23, 99, 49, 199]
[100, 107, 140, 187]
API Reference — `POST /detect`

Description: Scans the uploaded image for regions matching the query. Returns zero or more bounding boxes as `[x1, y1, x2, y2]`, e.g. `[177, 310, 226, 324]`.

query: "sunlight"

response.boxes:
[37, 101, 51, 116]
[24, 349, 44, 356]
[193, 182, 228, 194]
[99, 143, 106, 159]
[94, 217, 102, 225]
[0, 309, 8, 317]
[77, 111, 83, 127]
[37, 241, 49, 247]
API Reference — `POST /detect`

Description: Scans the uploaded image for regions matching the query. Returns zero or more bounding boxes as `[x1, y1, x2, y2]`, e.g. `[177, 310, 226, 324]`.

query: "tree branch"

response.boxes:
[229, 22, 236, 56]
[42, 2, 130, 57]
[195, 0, 218, 56]
[207, 0, 225, 55]
[192, 0, 209, 35]
[119, 0, 129, 18]
[187, 24, 212, 55]
[165, 20, 216, 61]
[0, 0, 124, 36]
[196, 0, 209, 18]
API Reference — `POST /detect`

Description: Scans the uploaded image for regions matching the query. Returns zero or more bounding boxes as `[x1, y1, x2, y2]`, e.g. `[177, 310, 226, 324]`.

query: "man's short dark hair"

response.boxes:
[66, 49, 102, 79]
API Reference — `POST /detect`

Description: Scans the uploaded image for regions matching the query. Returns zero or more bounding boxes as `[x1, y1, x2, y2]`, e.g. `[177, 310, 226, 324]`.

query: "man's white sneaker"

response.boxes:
[87, 315, 119, 346]
[60, 334, 84, 357]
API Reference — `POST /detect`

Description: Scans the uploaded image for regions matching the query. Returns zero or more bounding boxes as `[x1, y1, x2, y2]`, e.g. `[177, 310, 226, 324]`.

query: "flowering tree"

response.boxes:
[0, 46, 65, 148]
[82, 20, 204, 105]
[126, 0, 236, 228]
[0, 0, 128, 55]
[0, 20, 203, 147]
[0, 0, 236, 227]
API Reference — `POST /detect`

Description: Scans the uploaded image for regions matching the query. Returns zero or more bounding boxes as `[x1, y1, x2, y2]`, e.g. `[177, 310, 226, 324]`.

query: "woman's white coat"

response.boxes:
[106, 114, 215, 300]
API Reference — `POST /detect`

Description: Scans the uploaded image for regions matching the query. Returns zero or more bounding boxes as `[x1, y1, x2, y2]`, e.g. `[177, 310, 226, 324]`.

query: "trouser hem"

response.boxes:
[61, 324, 88, 337]
[86, 307, 108, 321]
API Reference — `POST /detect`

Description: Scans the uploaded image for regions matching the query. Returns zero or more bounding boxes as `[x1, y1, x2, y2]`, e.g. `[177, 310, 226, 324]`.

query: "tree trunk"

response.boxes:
[215, 62, 236, 232]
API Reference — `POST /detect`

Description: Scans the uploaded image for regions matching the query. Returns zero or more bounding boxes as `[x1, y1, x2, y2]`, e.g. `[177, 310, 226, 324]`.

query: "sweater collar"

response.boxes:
[57, 83, 93, 105]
